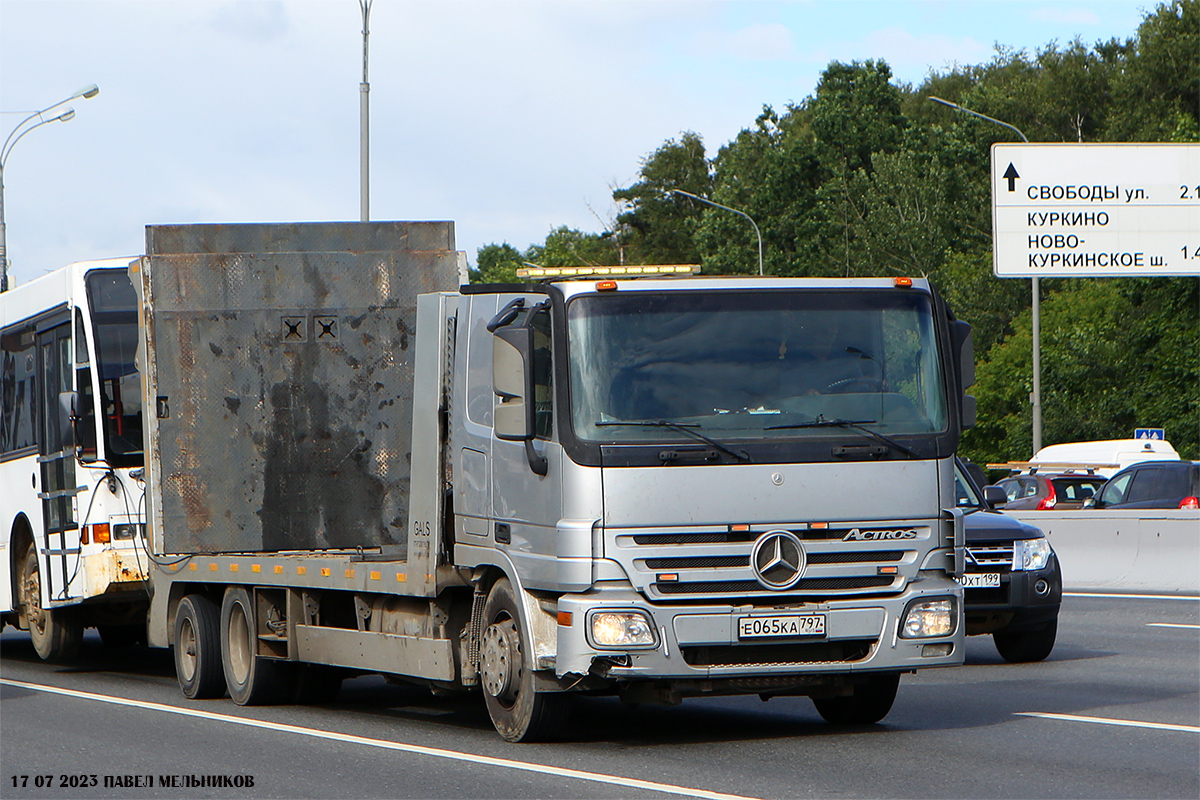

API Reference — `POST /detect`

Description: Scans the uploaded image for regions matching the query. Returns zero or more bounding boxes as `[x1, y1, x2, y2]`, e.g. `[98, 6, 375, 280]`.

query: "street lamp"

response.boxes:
[1, 84, 99, 292]
[671, 189, 764, 276]
[928, 96, 1043, 454]
[359, 0, 372, 222]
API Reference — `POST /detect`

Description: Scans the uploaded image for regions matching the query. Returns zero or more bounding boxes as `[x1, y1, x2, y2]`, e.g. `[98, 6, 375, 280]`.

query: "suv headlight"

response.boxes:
[899, 598, 956, 638]
[1014, 538, 1052, 571]
[589, 610, 658, 648]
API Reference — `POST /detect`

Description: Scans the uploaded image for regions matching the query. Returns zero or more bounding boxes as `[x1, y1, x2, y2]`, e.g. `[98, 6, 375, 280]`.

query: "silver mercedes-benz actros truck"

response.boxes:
[132, 222, 973, 741]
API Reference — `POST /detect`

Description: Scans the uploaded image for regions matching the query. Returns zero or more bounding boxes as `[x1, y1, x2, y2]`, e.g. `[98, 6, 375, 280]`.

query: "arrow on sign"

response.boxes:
[1003, 163, 1020, 192]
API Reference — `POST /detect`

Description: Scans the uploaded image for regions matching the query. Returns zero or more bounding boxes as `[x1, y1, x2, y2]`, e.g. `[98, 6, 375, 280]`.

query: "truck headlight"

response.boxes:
[589, 610, 657, 648]
[900, 598, 956, 638]
[1014, 538, 1052, 571]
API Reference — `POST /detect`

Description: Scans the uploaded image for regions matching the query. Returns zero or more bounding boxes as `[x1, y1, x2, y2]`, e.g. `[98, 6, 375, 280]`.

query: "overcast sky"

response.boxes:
[1, 0, 1153, 286]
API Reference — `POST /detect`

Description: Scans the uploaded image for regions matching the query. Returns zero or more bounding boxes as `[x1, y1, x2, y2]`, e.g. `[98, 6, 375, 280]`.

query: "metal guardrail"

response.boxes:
[1006, 509, 1200, 595]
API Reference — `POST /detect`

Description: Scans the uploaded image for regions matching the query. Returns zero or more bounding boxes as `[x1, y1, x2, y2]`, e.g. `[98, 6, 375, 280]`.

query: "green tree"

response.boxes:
[471, 242, 524, 284]
[612, 132, 713, 264]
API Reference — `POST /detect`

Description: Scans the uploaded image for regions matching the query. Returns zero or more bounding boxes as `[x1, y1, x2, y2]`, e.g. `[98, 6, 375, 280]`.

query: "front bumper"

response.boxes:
[962, 554, 1062, 635]
[554, 577, 964, 684]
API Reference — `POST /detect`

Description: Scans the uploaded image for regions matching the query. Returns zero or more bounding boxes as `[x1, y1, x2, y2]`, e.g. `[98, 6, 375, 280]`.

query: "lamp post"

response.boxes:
[928, 96, 1043, 453]
[671, 189, 763, 276]
[359, 0, 372, 222]
[1, 84, 99, 293]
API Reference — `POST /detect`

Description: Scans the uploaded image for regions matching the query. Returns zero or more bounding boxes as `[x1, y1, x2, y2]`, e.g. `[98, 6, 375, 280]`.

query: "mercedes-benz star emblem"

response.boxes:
[751, 530, 806, 590]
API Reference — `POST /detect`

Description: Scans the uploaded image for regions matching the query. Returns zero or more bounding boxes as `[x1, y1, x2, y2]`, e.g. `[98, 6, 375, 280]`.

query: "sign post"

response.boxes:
[991, 143, 1200, 278]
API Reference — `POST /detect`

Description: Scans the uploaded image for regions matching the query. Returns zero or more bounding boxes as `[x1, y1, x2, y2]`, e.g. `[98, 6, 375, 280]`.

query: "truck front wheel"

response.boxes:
[479, 578, 569, 742]
[811, 672, 900, 725]
[220, 587, 294, 705]
[174, 594, 225, 699]
[21, 544, 82, 664]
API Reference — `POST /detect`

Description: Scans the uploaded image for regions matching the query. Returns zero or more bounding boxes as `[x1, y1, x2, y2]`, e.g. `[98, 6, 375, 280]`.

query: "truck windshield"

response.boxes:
[567, 289, 947, 446]
[85, 269, 143, 467]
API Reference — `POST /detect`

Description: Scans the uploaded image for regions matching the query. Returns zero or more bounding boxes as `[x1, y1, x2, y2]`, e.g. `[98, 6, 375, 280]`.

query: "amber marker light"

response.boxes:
[894, 277, 914, 288]
[596, 279, 618, 291]
[92, 523, 111, 544]
[557, 611, 573, 626]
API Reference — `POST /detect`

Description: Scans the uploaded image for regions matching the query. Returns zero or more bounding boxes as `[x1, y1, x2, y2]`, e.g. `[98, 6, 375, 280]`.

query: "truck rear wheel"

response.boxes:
[480, 578, 569, 742]
[220, 587, 294, 705]
[812, 672, 900, 725]
[174, 594, 225, 699]
[21, 544, 83, 664]
[994, 619, 1057, 663]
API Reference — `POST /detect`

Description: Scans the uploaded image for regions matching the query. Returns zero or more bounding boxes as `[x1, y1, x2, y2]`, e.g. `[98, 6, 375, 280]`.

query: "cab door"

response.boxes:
[488, 296, 566, 590]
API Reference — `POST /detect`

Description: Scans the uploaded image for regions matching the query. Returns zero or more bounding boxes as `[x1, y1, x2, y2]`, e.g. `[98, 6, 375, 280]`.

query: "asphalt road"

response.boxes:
[2, 593, 1196, 800]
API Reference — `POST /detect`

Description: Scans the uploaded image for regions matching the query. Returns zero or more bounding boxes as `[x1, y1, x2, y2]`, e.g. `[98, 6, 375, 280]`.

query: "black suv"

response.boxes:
[1088, 461, 1200, 510]
[955, 459, 1063, 662]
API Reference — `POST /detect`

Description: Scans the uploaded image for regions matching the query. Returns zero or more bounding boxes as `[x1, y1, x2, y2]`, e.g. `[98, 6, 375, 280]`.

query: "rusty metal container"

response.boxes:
[139, 222, 459, 554]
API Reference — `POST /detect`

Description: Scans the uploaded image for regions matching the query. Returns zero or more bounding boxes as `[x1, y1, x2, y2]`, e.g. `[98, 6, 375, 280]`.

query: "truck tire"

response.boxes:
[480, 578, 569, 742]
[174, 595, 225, 699]
[994, 619, 1057, 663]
[220, 587, 294, 705]
[21, 544, 83, 664]
[812, 672, 900, 725]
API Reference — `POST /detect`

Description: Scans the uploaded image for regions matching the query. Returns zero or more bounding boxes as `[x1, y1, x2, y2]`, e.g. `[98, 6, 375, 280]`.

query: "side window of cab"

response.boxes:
[530, 305, 553, 439]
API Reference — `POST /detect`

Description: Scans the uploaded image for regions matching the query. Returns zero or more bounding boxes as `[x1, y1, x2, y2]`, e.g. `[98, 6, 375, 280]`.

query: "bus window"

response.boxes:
[85, 270, 143, 468]
[1, 325, 38, 454]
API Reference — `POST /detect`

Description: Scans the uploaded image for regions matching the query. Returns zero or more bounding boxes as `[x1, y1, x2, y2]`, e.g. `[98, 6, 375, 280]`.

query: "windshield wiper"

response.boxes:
[596, 420, 752, 463]
[766, 417, 917, 458]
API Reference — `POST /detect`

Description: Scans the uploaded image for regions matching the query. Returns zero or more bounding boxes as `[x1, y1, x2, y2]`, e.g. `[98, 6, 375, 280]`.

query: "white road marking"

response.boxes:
[1064, 592, 1200, 601]
[1147, 623, 1200, 630]
[1016, 712, 1200, 734]
[0, 678, 760, 800]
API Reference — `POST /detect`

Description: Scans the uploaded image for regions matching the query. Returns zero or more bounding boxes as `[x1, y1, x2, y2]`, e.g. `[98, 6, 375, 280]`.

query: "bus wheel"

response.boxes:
[174, 595, 225, 699]
[220, 586, 293, 705]
[21, 545, 82, 664]
[479, 578, 569, 742]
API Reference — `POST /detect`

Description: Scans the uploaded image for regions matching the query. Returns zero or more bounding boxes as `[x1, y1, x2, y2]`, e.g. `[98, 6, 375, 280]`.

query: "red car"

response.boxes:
[993, 471, 1106, 510]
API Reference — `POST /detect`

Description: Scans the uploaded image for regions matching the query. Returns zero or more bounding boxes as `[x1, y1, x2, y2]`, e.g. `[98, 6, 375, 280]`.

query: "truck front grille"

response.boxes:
[612, 523, 932, 603]
[682, 639, 876, 667]
[654, 576, 897, 595]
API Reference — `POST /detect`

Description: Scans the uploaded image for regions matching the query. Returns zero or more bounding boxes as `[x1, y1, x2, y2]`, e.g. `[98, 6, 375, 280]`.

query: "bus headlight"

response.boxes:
[900, 598, 956, 638]
[1014, 538, 1052, 571]
[589, 610, 657, 648]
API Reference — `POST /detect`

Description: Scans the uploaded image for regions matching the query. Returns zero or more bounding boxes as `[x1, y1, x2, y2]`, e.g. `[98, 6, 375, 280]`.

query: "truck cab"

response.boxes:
[449, 269, 975, 737]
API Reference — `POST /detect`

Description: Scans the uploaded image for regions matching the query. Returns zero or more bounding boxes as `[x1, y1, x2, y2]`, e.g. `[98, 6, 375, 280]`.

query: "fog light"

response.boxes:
[1035, 579, 1050, 595]
[590, 611, 657, 648]
[922, 642, 954, 658]
[900, 598, 955, 638]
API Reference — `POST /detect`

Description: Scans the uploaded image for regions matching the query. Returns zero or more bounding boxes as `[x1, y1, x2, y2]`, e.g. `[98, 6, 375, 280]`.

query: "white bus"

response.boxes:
[1, 259, 150, 662]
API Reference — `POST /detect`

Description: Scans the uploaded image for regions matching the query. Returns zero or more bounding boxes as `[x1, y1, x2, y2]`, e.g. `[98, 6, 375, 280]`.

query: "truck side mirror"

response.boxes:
[983, 485, 1008, 507]
[950, 320, 976, 428]
[492, 322, 550, 477]
[493, 328, 532, 441]
[57, 390, 80, 451]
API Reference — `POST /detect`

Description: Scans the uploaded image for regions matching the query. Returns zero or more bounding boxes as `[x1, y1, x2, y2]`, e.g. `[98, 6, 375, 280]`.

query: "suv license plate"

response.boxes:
[738, 614, 826, 639]
[958, 573, 1001, 588]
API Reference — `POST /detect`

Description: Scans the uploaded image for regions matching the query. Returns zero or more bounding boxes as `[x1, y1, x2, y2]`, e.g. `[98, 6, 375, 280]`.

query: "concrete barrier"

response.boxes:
[1007, 509, 1200, 595]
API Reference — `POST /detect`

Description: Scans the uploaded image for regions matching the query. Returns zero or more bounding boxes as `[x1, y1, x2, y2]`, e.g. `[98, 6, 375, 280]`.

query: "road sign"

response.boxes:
[991, 143, 1200, 277]
[1133, 428, 1165, 440]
